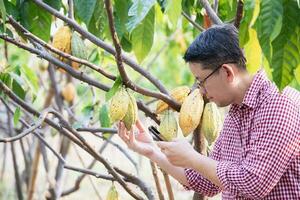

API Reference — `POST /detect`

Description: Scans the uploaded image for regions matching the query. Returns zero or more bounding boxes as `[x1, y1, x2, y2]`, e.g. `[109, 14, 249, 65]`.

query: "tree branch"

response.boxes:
[181, 11, 205, 31]
[198, 0, 223, 25]
[0, 80, 147, 200]
[234, 0, 244, 29]
[7, 16, 116, 81]
[32, 0, 168, 95]
[105, 0, 180, 112]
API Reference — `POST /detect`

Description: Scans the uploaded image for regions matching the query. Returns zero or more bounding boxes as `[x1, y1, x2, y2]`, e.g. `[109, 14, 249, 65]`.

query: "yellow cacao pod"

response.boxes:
[179, 89, 204, 136]
[52, 26, 72, 56]
[123, 92, 138, 130]
[109, 87, 130, 123]
[52, 26, 72, 73]
[156, 86, 190, 114]
[106, 183, 119, 200]
[159, 110, 178, 141]
[61, 83, 76, 103]
[201, 102, 222, 145]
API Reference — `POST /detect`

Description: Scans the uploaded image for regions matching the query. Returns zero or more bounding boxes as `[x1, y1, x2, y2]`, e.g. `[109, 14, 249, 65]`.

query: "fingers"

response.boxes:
[117, 121, 130, 142]
[156, 141, 169, 149]
[135, 119, 146, 132]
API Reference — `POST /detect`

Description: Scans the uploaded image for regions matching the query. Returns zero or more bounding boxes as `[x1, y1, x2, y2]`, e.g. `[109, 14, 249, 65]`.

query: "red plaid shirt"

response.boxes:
[184, 70, 300, 199]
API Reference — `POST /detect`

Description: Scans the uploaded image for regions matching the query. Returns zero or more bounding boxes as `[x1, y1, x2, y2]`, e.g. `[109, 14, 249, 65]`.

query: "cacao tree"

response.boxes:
[0, 0, 299, 200]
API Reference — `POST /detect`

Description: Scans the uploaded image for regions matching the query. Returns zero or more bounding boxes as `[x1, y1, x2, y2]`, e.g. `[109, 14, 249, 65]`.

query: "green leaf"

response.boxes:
[114, 0, 131, 38]
[157, 0, 167, 12]
[271, 0, 300, 90]
[255, 0, 283, 62]
[81, 104, 94, 125]
[99, 103, 111, 139]
[12, 79, 25, 99]
[0, 72, 11, 87]
[132, 6, 155, 63]
[218, 0, 237, 22]
[105, 76, 122, 101]
[182, 0, 196, 16]
[44, 0, 62, 11]
[126, 0, 156, 32]
[239, 0, 260, 46]
[4, 1, 19, 19]
[13, 107, 21, 127]
[20, 1, 51, 42]
[0, 23, 13, 37]
[74, 0, 97, 26]
[21, 64, 39, 94]
[289, 78, 300, 91]
[87, 0, 106, 39]
[244, 28, 262, 74]
[295, 65, 300, 84]
[165, 0, 182, 27]
[0, 0, 6, 30]
[120, 33, 132, 52]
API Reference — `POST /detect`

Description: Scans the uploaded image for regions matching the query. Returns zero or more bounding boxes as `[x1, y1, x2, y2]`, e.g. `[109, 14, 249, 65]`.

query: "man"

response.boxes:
[118, 24, 300, 199]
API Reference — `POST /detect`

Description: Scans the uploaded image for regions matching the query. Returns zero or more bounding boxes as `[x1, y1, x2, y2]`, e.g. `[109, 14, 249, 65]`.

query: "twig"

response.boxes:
[0, 34, 158, 123]
[0, 80, 147, 200]
[0, 143, 7, 180]
[32, 0, 169, 95]
[68, 0, 74, 20]
[73, 144, 103, 200]
[77, 127, 117, 133]
[7, 108, 24, 200]
[105, 0, 180, 112]
[0, 35, 110, 91]
[213, 0, 218, 14]
[234, 0, 244, 29]
[0, 108, 54, 143]
[198, 0, 222, 25]
[161, 170, 174, 200]
[88, 132, 139, 174]
[62, 135, 114, 196]
[7, 16, 116, 81]
[181, 11, 205, 31]
[150, 161, 165, 200]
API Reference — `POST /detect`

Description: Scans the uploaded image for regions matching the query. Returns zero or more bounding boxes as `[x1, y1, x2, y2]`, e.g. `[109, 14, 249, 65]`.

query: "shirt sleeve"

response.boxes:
[216, 97, 300, 199]
[182, 132, 223, 197]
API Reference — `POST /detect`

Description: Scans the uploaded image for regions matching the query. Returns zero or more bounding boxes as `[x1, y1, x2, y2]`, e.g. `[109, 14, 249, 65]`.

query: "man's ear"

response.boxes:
[221, 64, 235, 83]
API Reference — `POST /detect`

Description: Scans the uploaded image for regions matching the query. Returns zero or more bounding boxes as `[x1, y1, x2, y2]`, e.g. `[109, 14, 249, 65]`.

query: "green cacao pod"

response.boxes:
[71, 32, 87, 69]
[201, 102, 222, 145]
[109, 87, 130, 123]
[159, 110, 178, 141]
[106, 183, 119, 200]
[123, 91, 138, 130]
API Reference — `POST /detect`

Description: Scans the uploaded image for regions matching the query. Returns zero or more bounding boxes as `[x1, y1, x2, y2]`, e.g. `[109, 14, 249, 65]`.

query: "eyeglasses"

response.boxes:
[196, 64, 222, 92]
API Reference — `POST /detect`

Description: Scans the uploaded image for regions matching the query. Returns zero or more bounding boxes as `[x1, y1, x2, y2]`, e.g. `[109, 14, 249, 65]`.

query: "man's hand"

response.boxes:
[117, 119, 157, 157]
[157, 139, 198, 168]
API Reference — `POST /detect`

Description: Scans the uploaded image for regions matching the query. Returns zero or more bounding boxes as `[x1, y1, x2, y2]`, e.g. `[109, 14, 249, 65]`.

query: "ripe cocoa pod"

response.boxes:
[71, 32, 87, 69]
[61, 82, 76, 103]
[52, 26, 72, 73]
[159, 110, 178, 141]
[123, 92, 138, 130]
[179, 89, 204, 136]
[156, 86, 190, 114]
[201, 102, 222, 145]
[106, 183, 119, 200]
[109, 87, 130, 123]
[52, 26, 72, 57]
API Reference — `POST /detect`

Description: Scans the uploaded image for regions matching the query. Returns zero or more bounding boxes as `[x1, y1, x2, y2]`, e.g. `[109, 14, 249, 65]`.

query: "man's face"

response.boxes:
[188, 62, 234, 107]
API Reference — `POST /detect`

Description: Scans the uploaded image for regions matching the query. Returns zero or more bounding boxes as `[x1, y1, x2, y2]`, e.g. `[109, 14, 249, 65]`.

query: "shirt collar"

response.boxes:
[240, 69, 269, 109]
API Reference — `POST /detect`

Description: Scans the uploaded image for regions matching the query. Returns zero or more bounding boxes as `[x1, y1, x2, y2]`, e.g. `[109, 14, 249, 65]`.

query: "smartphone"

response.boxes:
[148, 126, 166, 141]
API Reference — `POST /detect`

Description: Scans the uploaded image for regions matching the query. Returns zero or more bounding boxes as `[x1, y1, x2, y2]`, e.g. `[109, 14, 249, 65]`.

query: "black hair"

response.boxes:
[183, 24, 246, 70]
